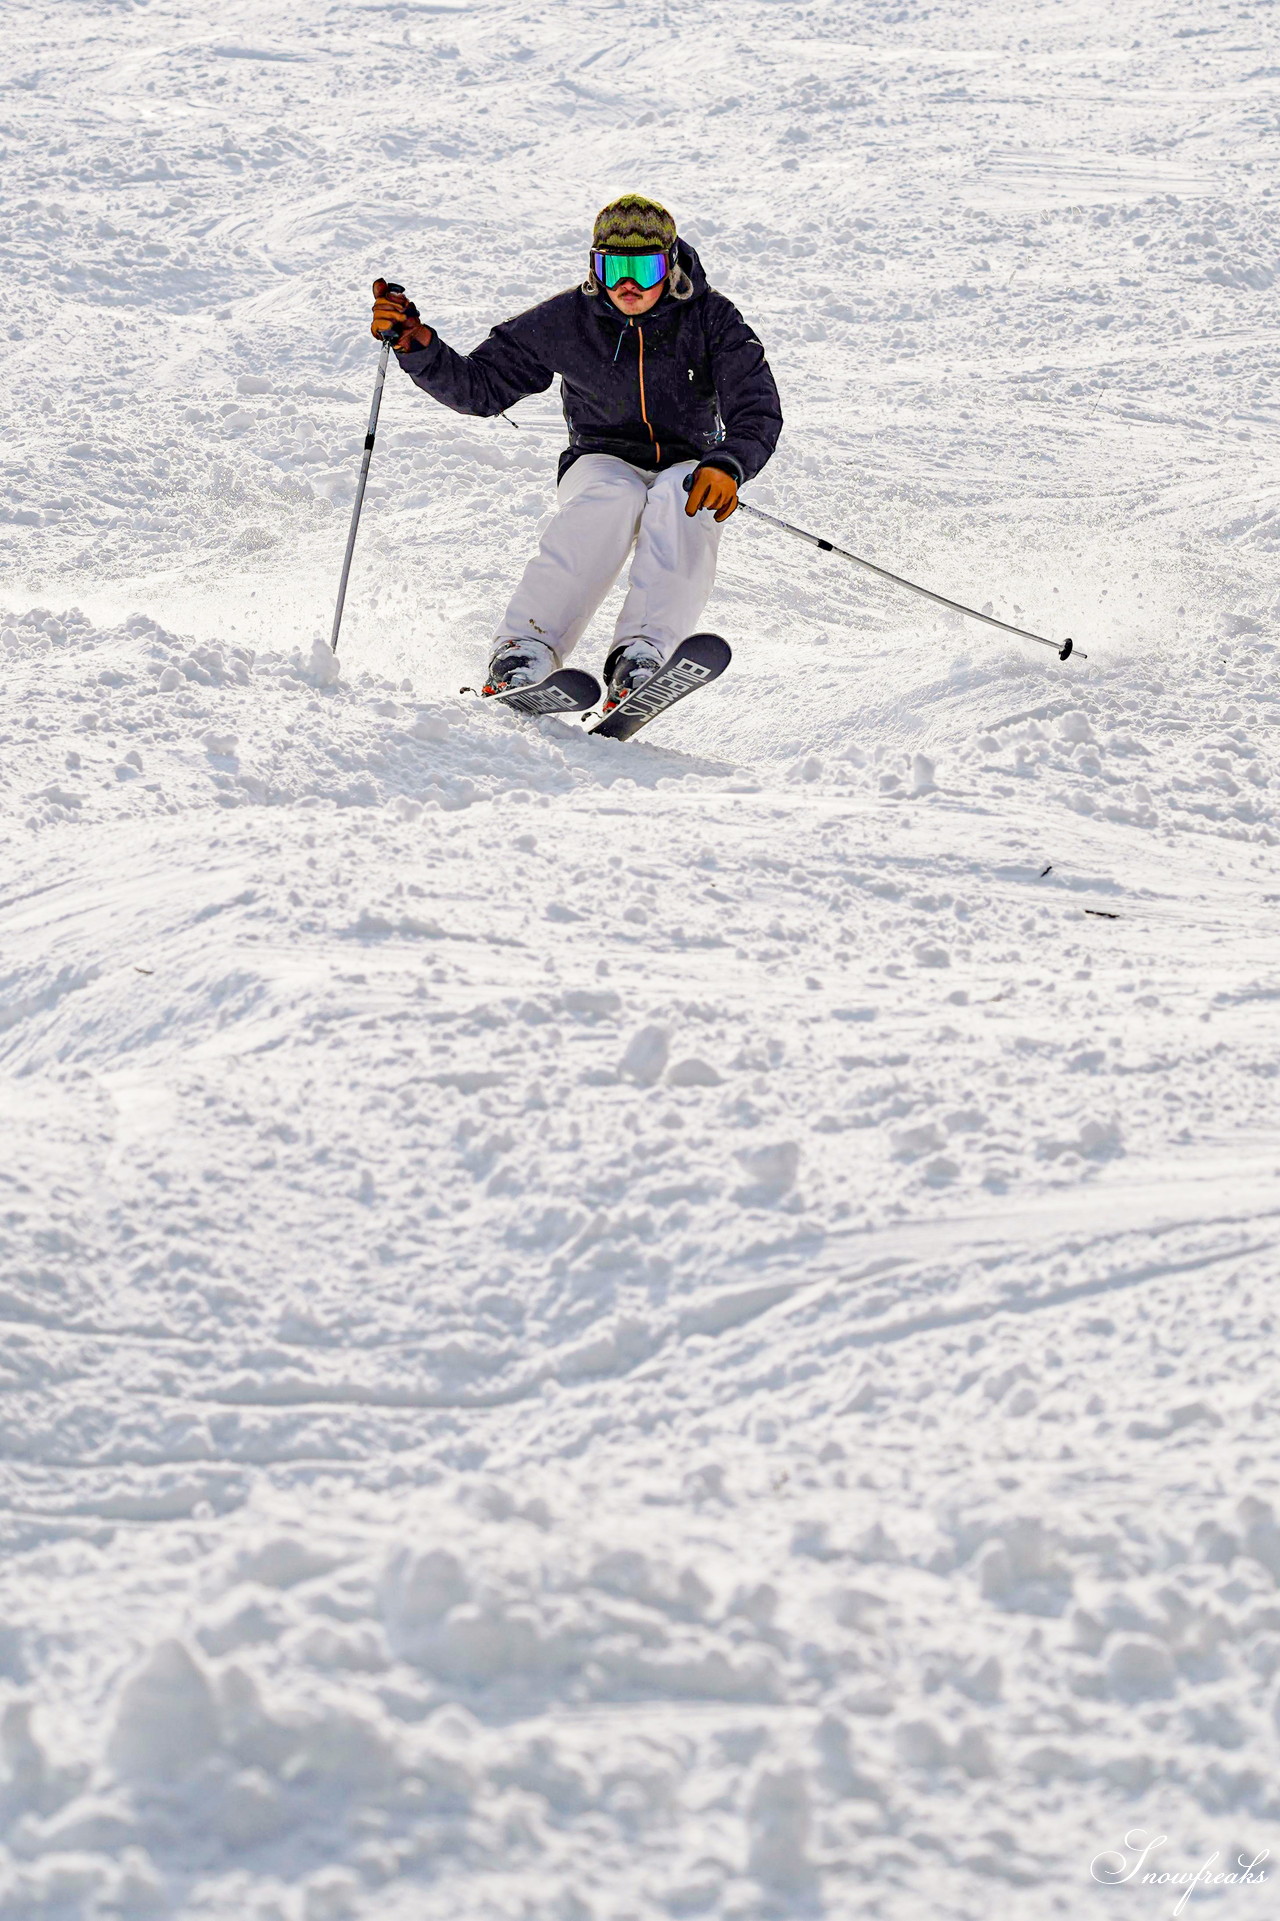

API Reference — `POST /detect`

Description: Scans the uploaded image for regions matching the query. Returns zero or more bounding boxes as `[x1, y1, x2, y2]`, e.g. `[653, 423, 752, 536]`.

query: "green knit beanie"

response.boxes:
[591, 194, 677, 254]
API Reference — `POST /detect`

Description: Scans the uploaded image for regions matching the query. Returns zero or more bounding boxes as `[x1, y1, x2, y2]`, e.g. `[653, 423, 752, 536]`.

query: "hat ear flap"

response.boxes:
[668, 260, 694, 301]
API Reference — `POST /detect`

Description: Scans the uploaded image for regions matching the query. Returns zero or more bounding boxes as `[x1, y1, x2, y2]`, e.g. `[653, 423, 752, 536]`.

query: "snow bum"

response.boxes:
[369, 193, 782, 708]
[1091, 1830, 1270, 1916]
[383, 236, 781, 488]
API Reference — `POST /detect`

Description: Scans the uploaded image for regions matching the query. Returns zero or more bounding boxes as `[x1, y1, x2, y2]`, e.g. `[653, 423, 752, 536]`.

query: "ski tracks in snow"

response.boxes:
[1, 600, 1280, 1916]
[4, 0, 1280, 1911]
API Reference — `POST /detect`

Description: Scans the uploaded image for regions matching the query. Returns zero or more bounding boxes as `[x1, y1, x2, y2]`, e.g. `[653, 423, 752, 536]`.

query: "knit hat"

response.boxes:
[585, 194, 694, 300]
[591, 194, 677, 254]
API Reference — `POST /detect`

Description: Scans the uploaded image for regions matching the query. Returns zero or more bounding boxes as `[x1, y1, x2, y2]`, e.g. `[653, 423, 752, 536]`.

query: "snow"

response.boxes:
[3, 0, 1280, 1914]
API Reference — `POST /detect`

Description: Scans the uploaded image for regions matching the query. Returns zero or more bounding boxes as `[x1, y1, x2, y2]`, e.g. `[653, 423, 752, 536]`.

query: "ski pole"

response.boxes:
[329, 283, 405, 656]
[694, 478, 1083, 661]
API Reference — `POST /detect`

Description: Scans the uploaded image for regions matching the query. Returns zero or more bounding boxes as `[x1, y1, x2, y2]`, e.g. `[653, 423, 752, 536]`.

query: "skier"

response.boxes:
[370, 194, 782, 711]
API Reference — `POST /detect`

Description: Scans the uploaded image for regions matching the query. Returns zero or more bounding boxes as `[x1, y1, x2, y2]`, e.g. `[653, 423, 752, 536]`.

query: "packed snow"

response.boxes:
[3, 0, 1280, 1916]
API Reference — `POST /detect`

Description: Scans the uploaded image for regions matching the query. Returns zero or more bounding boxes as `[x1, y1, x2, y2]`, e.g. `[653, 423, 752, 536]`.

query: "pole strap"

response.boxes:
[736, 500, 1080, 661]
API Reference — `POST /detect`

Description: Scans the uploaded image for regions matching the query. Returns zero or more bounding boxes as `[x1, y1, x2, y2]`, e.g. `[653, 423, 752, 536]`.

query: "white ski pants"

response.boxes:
[495, 454, 723, 663]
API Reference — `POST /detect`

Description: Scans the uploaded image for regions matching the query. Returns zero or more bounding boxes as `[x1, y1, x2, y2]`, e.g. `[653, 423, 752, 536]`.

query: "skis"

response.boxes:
[478, 634, 732, 739]
[484, 667, 601, 717]
[589, 633, 731, 742]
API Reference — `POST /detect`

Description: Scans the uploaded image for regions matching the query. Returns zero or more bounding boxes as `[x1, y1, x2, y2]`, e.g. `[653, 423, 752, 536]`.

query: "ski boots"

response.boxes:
[482, 638, 560, 696]
[602, 638, 665, 715]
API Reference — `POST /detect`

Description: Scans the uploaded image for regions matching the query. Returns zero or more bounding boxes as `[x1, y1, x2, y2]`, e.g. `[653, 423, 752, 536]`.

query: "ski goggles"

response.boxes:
[591, 248, 669, 291]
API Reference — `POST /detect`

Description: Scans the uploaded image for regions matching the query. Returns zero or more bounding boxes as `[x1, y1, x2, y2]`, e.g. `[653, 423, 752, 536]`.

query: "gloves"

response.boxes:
[371, 279, 433, 352]
[684, 463, 738, 522]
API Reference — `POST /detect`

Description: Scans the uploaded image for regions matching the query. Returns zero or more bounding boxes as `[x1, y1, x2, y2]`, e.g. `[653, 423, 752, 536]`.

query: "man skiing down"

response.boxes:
[370, 194, 782, 712]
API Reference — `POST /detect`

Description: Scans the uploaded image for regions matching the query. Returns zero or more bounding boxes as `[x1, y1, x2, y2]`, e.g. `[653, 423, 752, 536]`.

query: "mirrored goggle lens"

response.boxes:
[592, 250, 669, 291]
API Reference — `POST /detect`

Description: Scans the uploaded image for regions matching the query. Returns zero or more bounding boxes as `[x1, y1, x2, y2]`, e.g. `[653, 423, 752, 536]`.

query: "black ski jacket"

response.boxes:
[394, 242, 782, 484]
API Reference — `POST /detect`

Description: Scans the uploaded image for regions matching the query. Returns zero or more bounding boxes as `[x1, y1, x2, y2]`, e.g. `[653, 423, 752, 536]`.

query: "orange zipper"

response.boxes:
[637, 326, 660, 463]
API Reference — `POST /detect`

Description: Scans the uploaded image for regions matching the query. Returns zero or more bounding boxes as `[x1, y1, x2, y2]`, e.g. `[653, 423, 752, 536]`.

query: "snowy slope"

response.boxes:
[3, 0, 1280, 1916]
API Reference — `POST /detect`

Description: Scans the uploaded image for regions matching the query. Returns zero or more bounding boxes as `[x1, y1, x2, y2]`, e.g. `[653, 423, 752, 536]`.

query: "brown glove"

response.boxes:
[684, 463, 738, 522]
[371, 279, 433, 352]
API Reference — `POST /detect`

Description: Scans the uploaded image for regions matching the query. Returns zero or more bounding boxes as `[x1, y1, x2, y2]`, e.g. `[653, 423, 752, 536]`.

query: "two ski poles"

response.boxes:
[329, 283, 405, 657]
[703, 481, 1084, 661]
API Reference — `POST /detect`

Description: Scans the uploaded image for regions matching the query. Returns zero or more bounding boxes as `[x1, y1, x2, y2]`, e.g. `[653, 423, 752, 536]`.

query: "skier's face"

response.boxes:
[607, 276, 665, 316]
